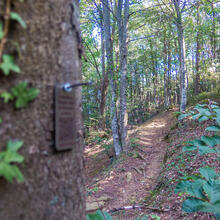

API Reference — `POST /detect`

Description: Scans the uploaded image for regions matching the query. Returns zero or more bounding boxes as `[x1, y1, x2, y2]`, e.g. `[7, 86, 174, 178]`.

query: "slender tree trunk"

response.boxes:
[173, 0, 187, 111]
[118, 0, 129, 151]
[174, 60, 180, 105]
[167, 38, 171, 106]
[149, 40, 158, 105]
[92, 2, 108, 129]
[0, 0, 85, 219]
[209, 0, 216, 61]
[195, 5, 201, 95]
[102, 0, 122, 157]
[163, 31, 169, 108]
[99, 19, 109, 129]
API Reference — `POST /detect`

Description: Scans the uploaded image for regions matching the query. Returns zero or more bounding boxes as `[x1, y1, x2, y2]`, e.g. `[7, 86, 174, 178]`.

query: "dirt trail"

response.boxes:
[85, 110, 176, 217]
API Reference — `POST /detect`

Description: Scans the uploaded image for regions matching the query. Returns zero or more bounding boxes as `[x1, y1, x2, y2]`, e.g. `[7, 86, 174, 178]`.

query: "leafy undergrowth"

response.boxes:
[188, 88, 220, 107]
[145, 114, 220, 219]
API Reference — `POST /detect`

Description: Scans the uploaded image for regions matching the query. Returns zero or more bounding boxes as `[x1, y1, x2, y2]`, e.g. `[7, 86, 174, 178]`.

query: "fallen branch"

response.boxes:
[108, 205, 143, 213]
[108, 205, 170, 213]
[132, 167, 143, 174]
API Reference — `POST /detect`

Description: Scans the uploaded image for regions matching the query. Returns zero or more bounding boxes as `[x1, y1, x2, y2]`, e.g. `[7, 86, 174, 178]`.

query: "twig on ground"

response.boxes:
[132, 167, 142, 174]
[108, 205, 170, 213]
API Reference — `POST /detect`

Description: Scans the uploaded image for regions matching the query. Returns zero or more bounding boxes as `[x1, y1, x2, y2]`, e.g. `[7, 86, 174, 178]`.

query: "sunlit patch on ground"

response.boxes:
[85, 145, 104, 157]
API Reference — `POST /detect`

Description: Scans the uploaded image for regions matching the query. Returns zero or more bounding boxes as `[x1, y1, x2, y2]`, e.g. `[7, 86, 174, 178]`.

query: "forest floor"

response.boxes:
[85, 108, 219, 219]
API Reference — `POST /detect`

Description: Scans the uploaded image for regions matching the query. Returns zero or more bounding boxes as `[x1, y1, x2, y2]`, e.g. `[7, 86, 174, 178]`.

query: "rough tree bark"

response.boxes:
[0, 0, 85, 219]
[102, 0, 122, 157]
[117, 0, 129, 151]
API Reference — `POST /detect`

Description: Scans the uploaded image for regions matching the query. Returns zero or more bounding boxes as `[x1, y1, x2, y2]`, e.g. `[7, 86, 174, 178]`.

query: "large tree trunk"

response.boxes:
[118, 0, 129, 151]
[102, 0, 122, 157]
[0, 1, 85, 219]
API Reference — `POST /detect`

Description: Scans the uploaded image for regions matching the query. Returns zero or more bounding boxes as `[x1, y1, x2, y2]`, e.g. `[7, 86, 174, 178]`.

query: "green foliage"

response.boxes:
[0, 10, 26, 77]
[135, 216, 149, 220]
[0, 1, 37, 188]
[86, 210, 113, 220]
[0, 23, 3, 40]
[178, 103, 215, 121]
[194, 105, 212, 121]
[11, 81, 40, 108]
[179, 103, 220, 156]
[86, 211, 159, 220]
[177, 102, 220, 219]
[0, 91, 14, 103]
[0, 140, 24, 182]
[130, 137, 139, 148]
[88, 186, 99, 193]
[206, 126, 220, 132]
[175, 168, 220, 219]
[10, 12, 27, 29]
[0, 54, 21, 75]
[173, 112, 181, 118]
[103, 143, 113, 152]
[149, 215, 160, 220]
[135, 215, 160, 220]
[178, 113, 192, 121]
[188, 90, 220, 107]
[0, 82, 40, 108]
[182, 136, 219, 155]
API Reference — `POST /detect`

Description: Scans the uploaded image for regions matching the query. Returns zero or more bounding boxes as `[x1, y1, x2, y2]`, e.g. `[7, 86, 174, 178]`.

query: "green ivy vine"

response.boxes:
[0, 0, 39, 183]
[0, 140, 24, 182]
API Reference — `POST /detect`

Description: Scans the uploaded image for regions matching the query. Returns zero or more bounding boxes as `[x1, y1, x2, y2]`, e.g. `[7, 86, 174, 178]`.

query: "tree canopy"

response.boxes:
[80, 0, 219, 156]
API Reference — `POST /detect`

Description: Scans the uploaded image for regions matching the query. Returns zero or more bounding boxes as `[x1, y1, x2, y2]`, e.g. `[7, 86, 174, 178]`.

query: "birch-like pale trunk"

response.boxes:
[99, 19, 109, 129]
[178, 29, 187, 111]
[210, 0, 216, 61]
[173, 0, 187, 111]
[117, 0, 129, 150]
[102, 0, 122, 156]
[167, 38, 171, 105]
[195, 5, 201, 95]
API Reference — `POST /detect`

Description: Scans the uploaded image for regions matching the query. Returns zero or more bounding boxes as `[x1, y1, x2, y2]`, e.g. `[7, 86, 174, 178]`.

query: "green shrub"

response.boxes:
[175, 167, 220, 219]
[87, 210, 113, 220]
[176, 101, 220, 219]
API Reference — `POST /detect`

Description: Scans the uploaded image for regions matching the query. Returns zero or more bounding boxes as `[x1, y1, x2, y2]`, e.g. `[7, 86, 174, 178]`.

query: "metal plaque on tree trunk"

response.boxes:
[55, 84, 74, 151]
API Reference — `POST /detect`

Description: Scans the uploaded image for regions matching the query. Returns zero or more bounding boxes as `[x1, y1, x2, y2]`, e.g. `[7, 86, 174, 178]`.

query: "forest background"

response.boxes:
[80, 0, 219, 157]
